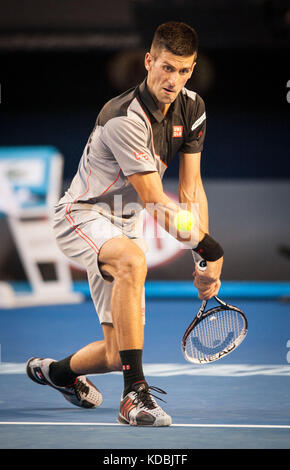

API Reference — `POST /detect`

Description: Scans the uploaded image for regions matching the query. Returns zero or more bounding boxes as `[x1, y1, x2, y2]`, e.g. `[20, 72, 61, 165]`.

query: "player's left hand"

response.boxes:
[193, 257, 223, 300]
[193, 277, 221, 300]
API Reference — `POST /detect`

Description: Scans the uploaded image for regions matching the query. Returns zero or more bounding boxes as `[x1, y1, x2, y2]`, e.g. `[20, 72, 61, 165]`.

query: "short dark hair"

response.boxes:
[151, 21, 198, 57]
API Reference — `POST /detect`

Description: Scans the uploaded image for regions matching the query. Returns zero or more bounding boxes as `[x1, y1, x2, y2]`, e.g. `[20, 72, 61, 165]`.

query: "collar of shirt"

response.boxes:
[138, 78, 177, 124]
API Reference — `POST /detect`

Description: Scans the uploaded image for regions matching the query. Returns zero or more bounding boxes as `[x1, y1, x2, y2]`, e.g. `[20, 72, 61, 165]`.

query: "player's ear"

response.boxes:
[190, 59, 197, 76]
[144, 52, 152, 72]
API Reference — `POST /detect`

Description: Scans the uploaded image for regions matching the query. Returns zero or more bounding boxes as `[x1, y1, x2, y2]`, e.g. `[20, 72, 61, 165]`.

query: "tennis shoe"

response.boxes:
[118, 382, 172, 426]
[26, 357, 102, 409]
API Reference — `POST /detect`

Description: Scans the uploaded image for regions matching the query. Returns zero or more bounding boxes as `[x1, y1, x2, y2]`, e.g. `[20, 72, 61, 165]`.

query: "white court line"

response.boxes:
[0, 422, 290, 429]
[2, 362, 290, 376]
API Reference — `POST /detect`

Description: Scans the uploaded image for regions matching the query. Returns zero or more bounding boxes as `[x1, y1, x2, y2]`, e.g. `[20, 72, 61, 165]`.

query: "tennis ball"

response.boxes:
[174, 210, 195, 232]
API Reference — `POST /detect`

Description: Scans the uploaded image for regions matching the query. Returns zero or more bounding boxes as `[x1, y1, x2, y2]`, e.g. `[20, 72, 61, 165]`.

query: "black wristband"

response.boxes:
[193, 234, 224, 262]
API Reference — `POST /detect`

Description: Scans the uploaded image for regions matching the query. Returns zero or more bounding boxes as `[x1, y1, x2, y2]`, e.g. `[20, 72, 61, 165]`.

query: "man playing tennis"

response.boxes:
[27, 21, 223, 426]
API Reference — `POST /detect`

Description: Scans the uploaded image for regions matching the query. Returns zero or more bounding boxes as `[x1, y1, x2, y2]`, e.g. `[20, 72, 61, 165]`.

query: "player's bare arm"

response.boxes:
[179, 151, 223, 299]
[128, 171, 199, 246]
[178, 152, 209, 235]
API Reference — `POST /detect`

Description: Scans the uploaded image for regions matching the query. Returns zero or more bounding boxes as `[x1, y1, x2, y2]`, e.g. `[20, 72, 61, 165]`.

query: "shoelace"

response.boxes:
[133, 386, 167, 410]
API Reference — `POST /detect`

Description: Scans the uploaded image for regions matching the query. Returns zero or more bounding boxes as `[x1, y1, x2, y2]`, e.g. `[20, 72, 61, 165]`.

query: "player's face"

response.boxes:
[145, 49, 196, 114]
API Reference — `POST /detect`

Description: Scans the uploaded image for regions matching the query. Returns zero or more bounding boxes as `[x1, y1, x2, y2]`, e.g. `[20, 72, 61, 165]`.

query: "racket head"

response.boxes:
[182, 302, 248, 364]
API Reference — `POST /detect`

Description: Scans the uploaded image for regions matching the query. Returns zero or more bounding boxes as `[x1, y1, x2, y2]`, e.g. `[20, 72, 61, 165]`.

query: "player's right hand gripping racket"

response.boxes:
[182, 258, 248, 364]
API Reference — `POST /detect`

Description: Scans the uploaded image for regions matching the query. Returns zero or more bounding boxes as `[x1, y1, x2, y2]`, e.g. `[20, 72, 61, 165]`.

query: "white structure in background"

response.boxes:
[0, 146, 83, 308]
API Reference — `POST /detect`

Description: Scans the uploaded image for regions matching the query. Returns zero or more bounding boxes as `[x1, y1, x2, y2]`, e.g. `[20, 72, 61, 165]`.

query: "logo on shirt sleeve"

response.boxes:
[191, 112, 206, 131]
[172, 126, 183, 138]
[134, 151, 149, 161]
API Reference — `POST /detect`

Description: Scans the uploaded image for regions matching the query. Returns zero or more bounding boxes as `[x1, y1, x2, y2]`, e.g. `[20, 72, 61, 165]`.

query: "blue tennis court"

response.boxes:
[1, 288, 290, 451]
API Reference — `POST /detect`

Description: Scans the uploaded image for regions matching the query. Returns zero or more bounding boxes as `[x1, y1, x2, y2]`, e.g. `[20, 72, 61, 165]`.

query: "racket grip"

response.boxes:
[197, 259, 207, 271]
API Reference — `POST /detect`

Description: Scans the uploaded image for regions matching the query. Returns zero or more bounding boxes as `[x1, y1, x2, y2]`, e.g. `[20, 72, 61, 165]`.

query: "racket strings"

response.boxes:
[185, 309, 245, 363]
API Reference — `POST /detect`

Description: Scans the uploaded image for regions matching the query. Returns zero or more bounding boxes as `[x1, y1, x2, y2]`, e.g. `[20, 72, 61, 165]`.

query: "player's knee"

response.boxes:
[117, 249, 147, 283]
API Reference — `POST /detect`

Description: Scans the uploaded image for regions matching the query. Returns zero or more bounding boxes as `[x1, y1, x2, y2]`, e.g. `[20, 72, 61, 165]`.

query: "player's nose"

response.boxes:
[168, 72, 178, 88]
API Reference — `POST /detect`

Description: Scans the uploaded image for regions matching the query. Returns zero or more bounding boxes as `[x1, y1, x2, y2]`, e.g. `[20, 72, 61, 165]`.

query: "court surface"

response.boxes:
[0, 296, 290, 451]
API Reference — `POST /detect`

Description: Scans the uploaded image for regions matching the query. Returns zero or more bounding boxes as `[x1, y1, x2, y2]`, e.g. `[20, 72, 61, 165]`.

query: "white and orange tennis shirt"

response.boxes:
[57, 79, 206, 221]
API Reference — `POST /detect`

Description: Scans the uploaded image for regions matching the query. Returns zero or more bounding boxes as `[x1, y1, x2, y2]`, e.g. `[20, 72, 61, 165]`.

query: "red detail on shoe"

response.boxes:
[121, 398, 132, 420]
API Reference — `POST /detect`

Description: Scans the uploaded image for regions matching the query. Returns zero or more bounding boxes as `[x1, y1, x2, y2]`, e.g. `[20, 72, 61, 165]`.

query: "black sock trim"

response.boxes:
[119, 349, 145, 395]
[49, 355, 79, 387]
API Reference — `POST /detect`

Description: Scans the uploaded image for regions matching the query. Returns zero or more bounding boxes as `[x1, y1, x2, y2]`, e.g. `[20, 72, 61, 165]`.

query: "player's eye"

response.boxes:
[163, 65, 174, 72]
[180, 69, 190, 75]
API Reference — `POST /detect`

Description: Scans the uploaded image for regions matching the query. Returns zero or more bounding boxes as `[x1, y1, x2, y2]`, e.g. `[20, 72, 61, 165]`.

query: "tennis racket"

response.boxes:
[181, 255, 248, 364]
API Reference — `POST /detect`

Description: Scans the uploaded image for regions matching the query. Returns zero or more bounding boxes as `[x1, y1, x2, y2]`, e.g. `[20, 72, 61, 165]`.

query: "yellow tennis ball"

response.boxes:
[174, 210, 195, 232]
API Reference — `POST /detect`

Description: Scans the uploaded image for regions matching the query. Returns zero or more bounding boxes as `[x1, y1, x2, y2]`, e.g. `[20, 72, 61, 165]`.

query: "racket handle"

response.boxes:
[197, 259, 207, 271]
[192, 251, 207, 271]
[197, 259, 220, 303]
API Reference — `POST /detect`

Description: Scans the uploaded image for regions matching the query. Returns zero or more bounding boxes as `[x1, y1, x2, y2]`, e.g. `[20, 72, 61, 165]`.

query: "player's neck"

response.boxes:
[161, 103, 171, 116]
[152, 94, 171, 116]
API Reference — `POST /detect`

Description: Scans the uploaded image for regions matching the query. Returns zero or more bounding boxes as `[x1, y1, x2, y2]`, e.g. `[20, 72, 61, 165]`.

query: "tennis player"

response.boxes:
[27, 21, 223, 426]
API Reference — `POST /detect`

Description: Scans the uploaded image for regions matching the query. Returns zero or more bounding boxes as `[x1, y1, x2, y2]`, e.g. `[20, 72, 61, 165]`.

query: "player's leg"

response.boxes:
[69, 323, 121, 375]
[27, 206, 171, 424]
[26, 221, 146, 407]
[29, 236, 149, 414]
[61, 235, 145, 379]
[97, 236, 147, 395]
[59, 235, 147, 394]
[95, 236, 171, 426]
[68, 253, 146, 376]
[61, 235, 171, 425]
[26, 207, 124, 407]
